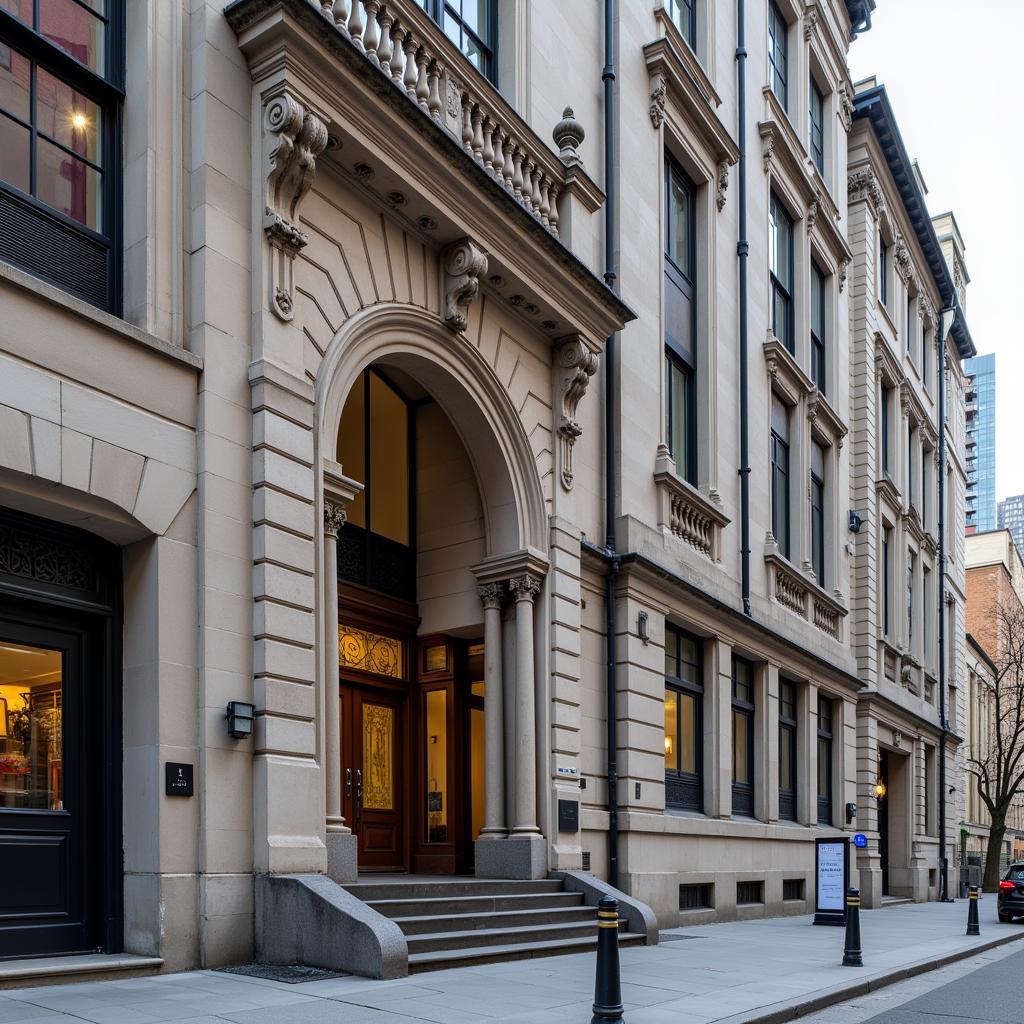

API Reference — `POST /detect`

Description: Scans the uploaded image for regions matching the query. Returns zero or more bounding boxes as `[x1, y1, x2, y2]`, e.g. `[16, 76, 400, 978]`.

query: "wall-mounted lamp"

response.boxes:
[664, 735, 673, 756]
[845, 802, 857, 824]
[226, 701, 255, 739]
[874, 778, 887, 800]
[638, 610, 650, 644]
[848, 510, 864, 533]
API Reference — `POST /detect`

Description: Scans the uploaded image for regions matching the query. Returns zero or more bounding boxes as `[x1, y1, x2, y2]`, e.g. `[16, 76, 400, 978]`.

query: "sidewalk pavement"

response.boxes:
[3, 898, 1023, 1024]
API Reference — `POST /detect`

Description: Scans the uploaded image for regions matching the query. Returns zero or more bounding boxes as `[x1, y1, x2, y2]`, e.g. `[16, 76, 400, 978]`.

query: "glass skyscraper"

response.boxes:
[964, 353, 996, 533]
[999, 494, 1024, 556]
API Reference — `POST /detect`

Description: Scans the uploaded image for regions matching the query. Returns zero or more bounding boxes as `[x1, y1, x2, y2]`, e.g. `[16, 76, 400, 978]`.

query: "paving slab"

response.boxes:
[0, 898, 1021, 1024]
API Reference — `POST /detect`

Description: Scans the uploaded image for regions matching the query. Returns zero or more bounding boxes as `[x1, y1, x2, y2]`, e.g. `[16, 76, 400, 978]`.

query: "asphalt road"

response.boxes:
[802, 938, 1024, 1024]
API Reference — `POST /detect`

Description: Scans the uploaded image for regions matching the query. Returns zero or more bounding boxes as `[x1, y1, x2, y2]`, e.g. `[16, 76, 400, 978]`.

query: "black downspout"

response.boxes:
[736, 0, 751, 616]
[602, 0, 620, 890]
[937, 311, 952, 901]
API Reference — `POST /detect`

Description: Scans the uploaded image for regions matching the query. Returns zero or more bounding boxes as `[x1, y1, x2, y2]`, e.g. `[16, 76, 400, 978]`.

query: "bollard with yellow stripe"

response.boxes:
[966, 885, 981, 936]
[591, 895, 624, 1024]
[842, 887, 863, 967]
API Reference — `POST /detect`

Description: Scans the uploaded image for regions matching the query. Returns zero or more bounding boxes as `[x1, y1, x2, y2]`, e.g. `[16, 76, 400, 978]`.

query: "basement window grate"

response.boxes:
[582, 850, 592, 870]
[783, 878, 805, 901]
[216, 964, 351, 984]
[736, 880, 764, 905]
[679, 883, 713, 910]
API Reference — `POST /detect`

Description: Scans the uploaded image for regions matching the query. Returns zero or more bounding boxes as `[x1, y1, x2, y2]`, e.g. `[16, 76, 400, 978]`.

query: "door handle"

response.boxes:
[355, 768, 363, 819]
[344, 767, 352, 799]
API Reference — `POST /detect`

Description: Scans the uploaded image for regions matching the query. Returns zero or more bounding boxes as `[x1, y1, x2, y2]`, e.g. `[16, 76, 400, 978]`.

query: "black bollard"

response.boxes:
[841, 887, 863, 967]
[966, 885, 981, 936]
[591, 895, 625, 1024]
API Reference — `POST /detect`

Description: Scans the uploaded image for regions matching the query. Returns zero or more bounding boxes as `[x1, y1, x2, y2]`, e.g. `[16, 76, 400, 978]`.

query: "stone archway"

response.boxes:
[314, 303, 550, 880]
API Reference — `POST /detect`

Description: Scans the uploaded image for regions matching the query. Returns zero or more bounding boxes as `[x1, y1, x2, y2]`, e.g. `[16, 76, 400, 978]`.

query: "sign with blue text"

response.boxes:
[854, 833, 868, 848]
[813, 836, 849, 926]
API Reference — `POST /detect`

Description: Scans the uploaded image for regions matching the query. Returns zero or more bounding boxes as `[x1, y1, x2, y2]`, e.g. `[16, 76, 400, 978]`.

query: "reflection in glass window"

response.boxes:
[665, 626, 703, 811]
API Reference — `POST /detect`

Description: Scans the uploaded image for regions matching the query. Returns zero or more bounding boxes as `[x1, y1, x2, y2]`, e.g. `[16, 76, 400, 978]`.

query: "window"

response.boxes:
[922, 449, 931, 529]
[778, 680, 797, 821]
[665, 626, 703, 811]
[908, 426, 916, 508]
[907, 551, 916, 649]
[883, 525, 892, 636]
[679, 882, 713, 910]
[0, 2, 123, 311]
[811, 262, 827, 393]
[810, 441, 826, 586]
[817, 695, 833, 825]
[879, 236, 889, 306]
[783, 878, 805, 901]
[416, 0, 496, 82]
[906, 292, 916, 366]
[771, 397, 791, 559]
[737, 880, 764, 905]
[667, 0, 697, 48]
[924, 744, 935, 835]
[665, 156, 698, 483]
[881, 384, 891, 476]
[809, 78, 825, 174]
[770, 194, 794, 351]
[768, 1, 788, 111]
[732, 657, 755, 817]
[923, 565, 931, 665]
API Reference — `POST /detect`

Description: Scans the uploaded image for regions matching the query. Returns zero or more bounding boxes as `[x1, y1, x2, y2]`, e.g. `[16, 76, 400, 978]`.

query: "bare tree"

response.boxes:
[969, 600, 1024, 891]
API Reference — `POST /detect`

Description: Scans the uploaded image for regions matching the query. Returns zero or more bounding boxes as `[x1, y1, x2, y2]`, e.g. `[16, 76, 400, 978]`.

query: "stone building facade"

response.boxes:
[0, 0, 976, 979]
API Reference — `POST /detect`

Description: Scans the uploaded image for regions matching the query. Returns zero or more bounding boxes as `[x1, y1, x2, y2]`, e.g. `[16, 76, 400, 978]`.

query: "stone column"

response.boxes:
[323, 499, 347, 838]
[478, 582, 506, 839]
[510, 573, 542, 836]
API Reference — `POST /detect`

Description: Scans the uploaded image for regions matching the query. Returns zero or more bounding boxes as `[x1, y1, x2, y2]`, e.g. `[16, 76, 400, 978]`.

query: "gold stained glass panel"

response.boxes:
[338, 625, 403, 679]
[362, 702, 394, 810]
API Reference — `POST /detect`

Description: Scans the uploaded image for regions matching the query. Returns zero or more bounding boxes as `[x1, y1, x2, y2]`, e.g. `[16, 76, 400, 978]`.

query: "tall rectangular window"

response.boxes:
[778, 680, 797, 821]
[923, 327, 932, 391]
[732, 657, 755, 817]
[809, 78, 825, 174]
[768, 1, 788, 111]
[817, 695, 833, 826]
[879, 236, 889, 306]
[0, 2, 123, 312]
[665, 626, 703, 812]
[668, 0, 697, 48]
[770, 194, 794, 352]
[881, 384, 891, 476]
[771, 396, 791, 559]
[811, 261, 827, 393]
[908, 427, 916, 508]
[908, 551, 916, 649]
[924, 744, 935, 834]
[810, 440, 826, 586]
[416, 0, 497, 82]
[664, 156, 698, 484]
[883, 525, 892, 636]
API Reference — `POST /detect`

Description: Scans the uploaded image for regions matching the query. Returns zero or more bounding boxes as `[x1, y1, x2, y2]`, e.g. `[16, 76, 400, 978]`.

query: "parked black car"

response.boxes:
[998, 864, 1024, 922]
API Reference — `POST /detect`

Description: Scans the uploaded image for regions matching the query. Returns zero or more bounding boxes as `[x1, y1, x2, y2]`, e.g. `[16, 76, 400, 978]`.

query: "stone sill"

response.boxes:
[0, 261, 202, 372]
[0, 953, 164, 989]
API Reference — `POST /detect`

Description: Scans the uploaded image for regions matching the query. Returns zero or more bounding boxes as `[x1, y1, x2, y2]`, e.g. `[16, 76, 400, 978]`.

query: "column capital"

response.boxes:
[323, 499, 347, 538]
[508, 574, 542, 603]
[478, 582, 505, 610]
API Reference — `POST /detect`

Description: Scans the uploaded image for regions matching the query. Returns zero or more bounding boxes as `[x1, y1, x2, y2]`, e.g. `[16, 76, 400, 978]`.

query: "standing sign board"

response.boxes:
[813, 836, 849, 925]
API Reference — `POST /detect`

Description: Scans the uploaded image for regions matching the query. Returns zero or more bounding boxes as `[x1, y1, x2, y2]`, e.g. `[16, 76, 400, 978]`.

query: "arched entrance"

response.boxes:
[316, 306, 549, 878]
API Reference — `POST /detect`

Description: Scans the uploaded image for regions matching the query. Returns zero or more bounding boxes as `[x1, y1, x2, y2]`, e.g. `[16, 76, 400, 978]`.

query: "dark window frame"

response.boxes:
[667, 0, 697, 49]
[881, 384, 891, 476]
[770, 193, 795, 352]
[664, 155, 698, 484]
[810, 440, 826, 586]
[771, 398, 791, 559]
[879, 235, 889, 307]
[778, 679, 798, 821]
[768, 0, 788, 111]
[883, 525, 892, 636]
[0, 4, 125, 313]
[731, 656, 755, 817]
[809, 76, 825, 174]
[664, 625, 704, 813]
[416, 0, 498, 84]
[810, 260, 827, 394]
[817, 694, 833, 825]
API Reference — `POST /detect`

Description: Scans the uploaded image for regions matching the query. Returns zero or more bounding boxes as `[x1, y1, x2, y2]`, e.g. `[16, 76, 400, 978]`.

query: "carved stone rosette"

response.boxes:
[555, 335, 599, 491]
[442, 238, 489, 332]
[263, 91, 329, 321]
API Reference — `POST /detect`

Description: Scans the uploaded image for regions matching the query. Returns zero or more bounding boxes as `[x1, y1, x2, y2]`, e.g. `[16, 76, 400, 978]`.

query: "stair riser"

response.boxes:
[408, 935, 645, 974]
[369, 893, 584, 918]
[345, 879, 564, 901]
[397, 908, 596, 935]
[406, 921, 626, 954]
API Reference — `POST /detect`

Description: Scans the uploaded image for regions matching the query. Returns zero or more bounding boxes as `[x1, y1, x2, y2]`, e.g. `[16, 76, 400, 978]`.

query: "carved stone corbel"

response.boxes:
[442, 238, 488, 332]
[716, 161, 729, 211]
[649, 73, 667, 129]
[803, 3, 818, 40]
[263, 91, 329, 321]
[894, 236, 913, 284]
[838, 257, 849, 292]
[555, 335, 599, 491]
[838, 84, 854, 132]
[848, 168, 884, 213]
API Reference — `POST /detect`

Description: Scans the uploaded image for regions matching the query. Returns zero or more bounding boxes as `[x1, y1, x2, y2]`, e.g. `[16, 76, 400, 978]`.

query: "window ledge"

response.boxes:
[654, 451, 730, 560]
[876, 474, 902, 509]
[764, 333, 813, 405]
[0, 260, 203, 372]
[763, 547, 847, 640]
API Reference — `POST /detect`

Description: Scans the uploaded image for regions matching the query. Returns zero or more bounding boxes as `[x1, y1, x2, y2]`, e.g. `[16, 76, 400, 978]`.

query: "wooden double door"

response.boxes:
[338, 632, 485, 874]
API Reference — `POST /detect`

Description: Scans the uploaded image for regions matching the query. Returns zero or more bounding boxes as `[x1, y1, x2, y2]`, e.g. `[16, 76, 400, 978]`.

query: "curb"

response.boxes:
[715, 927, 1024, 1024]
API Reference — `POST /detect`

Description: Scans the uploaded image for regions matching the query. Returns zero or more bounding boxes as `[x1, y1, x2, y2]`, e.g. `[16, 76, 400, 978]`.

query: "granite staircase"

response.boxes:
[343, 877, 647, 973]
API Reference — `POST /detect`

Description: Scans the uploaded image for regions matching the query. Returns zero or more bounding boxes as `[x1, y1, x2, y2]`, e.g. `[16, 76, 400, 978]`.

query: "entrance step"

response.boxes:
[881, 895, 915, 908]
[0, 953, 164, 990]
[343, 875, 650, 975]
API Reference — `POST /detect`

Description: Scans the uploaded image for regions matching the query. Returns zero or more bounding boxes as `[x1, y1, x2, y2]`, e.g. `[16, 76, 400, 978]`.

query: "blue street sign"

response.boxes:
[853, 833, 867, 848]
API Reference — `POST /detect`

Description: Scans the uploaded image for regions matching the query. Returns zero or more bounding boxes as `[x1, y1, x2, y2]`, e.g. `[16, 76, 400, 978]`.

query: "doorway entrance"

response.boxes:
[0, 508, 120, 959]
[878, 750, 890, 896]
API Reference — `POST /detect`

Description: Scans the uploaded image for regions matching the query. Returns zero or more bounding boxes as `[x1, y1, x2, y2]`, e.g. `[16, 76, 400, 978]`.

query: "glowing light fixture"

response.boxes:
[70, 112, 89, 131]
[874, 778, 887, 800]
[664, 735, 673, 755]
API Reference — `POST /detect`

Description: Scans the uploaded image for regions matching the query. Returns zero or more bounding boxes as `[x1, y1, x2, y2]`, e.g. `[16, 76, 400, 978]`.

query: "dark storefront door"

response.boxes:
[0, 608, 102, 957]
[878, 751, 890, 896]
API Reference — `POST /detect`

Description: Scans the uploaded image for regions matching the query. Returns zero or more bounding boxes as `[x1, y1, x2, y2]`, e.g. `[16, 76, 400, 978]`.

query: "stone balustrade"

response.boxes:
[654, 456, 729, 561]
[319, 0, 572, 234]
[765, 551, 846, 641]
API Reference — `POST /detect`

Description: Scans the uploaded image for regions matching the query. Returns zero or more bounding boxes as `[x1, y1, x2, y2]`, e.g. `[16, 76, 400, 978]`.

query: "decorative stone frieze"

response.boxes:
[554, 336, 599, 491]
[441, 237, 489, 332]
[263, 91, 329, 321]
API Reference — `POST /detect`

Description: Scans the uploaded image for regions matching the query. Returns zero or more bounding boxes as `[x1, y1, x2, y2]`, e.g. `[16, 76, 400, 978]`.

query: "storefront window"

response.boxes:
[425, 689, 448, 843]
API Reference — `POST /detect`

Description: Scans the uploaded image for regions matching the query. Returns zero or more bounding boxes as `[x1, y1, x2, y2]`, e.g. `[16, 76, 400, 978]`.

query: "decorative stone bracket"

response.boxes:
[263, 92, 329, 321]
[442, 237, 489, 332]
[555, 335, 599, 491]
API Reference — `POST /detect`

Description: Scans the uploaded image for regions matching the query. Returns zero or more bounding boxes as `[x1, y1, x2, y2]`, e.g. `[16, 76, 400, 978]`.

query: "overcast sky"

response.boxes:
[847, 0, 1023, 502]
